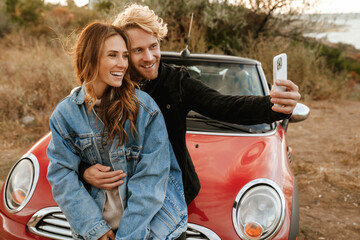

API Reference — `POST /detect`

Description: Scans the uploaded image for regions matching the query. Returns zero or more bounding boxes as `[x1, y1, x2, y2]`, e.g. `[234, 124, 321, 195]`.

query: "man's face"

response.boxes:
[126, 28, 161, 82]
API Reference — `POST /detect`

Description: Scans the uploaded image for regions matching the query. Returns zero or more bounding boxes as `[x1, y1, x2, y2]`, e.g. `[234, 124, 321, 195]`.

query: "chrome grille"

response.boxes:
[187, 225, 210, 239]
[27, 207, 72, 240]
[27, 207, 221, 240]
[187, 223, 221, 240]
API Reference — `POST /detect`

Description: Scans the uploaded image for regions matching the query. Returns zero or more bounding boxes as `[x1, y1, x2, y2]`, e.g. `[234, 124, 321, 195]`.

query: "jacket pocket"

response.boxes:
[125, 145, 142, 177]
[74, 137, 98, 165]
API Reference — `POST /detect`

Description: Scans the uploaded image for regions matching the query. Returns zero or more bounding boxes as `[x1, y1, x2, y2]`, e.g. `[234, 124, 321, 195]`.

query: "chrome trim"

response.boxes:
[162, 51, 260, 65]
[257, 64, 271, 95]
[3, 153, 40, 213]
[232, 178, 286, 240]
[186, 128, 277, 137]
[187, 223, 221, 240]
[27, 207, 72, 240]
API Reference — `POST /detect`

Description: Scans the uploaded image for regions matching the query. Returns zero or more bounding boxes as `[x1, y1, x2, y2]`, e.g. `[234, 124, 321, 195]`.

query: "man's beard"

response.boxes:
[129, 60, 159, 82]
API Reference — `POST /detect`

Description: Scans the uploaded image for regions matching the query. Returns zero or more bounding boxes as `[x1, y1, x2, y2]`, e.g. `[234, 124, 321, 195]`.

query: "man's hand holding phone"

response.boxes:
[270, 53, 301, 114]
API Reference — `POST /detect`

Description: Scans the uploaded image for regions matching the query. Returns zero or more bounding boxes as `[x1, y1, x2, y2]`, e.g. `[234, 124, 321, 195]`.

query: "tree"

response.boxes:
[234, 0, 314, 39]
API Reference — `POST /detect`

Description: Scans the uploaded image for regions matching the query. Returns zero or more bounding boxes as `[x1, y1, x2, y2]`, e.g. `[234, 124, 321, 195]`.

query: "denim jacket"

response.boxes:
[47, 86, 187, 240]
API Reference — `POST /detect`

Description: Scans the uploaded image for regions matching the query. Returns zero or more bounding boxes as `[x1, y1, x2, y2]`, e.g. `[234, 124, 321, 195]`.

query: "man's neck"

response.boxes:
[131, 73, 143, 83]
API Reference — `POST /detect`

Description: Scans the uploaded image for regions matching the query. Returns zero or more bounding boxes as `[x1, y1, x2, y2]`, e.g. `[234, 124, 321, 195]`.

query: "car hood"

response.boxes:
[186, 129, 294, 239]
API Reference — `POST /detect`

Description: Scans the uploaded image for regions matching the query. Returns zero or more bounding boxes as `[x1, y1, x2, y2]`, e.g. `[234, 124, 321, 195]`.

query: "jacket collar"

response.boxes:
[74, 84, 117, 106]
[73, 83, 87, 105]
[157, 59, 164, 79]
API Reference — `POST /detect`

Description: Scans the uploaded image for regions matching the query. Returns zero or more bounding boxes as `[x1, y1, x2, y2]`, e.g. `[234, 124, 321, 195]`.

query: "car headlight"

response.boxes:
[232, 179, 285, 240]
[4, 153, 39, 212]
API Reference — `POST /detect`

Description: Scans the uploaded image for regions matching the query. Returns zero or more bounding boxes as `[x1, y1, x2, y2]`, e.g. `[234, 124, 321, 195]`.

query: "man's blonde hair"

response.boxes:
[113, 4, 168, 40]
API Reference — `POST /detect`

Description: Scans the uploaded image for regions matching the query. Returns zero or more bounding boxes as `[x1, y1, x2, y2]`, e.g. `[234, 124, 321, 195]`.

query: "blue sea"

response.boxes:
[303, 13, 360, 49]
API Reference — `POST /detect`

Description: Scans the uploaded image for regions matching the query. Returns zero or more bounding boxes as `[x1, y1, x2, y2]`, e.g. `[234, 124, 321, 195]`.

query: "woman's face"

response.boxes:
[93, 34, 129, 98]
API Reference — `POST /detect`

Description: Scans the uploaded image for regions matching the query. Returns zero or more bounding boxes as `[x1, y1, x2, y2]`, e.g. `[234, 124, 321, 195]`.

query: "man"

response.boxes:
[81, 4, 301, 206]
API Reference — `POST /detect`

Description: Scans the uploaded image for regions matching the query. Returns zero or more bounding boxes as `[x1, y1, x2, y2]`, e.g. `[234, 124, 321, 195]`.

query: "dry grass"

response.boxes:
[0, 31, 76, 148]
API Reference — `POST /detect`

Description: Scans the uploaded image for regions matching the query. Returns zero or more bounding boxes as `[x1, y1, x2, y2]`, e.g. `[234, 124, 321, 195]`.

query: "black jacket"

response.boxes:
[141, 62, 289, 204]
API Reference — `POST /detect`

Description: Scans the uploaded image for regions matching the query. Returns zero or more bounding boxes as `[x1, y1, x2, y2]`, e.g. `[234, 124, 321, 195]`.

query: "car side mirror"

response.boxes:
[281, 103, 310, 131]
[290, 103, 310, 123]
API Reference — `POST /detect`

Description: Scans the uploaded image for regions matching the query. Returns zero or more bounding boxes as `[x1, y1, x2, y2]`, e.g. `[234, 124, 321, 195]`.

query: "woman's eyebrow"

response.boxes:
[107, 49, 129, 53]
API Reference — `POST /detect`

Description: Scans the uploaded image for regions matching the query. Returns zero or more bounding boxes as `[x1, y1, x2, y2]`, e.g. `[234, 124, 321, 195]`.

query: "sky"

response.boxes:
[304, 0, 360, 13]
[45, 0, 360, 14]
[45, 0, 87, 7]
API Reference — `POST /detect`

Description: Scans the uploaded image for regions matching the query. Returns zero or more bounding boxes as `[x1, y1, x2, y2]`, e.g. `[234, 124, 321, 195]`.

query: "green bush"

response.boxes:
[0, 2, 13, 37]
[317, 45, 346, 73]
[202, 1, 247, 54]
[96, 0, 115, 14]
[5, 0, 45, 26]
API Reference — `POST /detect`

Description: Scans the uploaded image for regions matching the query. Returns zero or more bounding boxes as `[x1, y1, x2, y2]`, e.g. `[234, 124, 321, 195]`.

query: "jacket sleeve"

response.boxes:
[116, 111, 171, 240]
[47, 114, 111, 240]
[181, 73, 290, 124]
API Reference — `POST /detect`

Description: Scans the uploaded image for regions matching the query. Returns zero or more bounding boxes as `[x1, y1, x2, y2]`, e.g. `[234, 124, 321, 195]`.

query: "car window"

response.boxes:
[168, 62, 264, 96]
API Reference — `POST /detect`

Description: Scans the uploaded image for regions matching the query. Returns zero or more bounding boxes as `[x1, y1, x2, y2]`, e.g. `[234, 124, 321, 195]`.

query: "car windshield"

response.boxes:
[163, 56, 274, 133]
[186, 64, 263, 96]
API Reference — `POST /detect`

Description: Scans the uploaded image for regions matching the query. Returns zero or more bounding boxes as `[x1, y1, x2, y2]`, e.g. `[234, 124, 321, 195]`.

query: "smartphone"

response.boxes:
[273, 53, 287, 93]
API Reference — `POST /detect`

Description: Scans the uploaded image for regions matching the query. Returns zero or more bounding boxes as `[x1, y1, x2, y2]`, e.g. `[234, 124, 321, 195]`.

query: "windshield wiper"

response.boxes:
[187, 113, 261, 133]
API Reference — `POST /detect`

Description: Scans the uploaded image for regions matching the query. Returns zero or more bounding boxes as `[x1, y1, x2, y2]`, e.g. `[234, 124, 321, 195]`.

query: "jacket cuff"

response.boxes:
[280, 112, 292, 119]
[83, 220, 111, 240]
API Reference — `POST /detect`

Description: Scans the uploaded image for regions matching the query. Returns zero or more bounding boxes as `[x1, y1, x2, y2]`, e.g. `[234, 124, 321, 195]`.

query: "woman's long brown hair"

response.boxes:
[74, 22, 138, 146]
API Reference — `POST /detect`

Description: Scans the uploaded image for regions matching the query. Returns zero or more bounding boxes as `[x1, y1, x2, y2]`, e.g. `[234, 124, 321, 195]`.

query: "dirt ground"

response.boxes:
[0, 100, 359, 239]
[287, 100, 360, 239]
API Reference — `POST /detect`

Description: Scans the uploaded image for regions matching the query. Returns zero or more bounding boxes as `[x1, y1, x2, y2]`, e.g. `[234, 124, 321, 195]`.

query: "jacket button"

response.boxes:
[166, 104, 171, 109]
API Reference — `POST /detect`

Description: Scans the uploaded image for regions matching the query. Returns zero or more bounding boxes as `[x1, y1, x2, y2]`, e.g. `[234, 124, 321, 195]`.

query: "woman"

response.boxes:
[46, 22, 187, 240]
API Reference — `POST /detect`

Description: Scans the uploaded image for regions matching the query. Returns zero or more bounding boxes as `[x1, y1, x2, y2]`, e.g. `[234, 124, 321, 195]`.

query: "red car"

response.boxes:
[0, 52, 309, 240]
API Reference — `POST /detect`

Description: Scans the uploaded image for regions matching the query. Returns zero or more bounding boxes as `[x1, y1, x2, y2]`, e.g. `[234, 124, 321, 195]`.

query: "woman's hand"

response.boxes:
[98, 230, 115, 240]
[83, 164, 126, 190]
[270, 79, 301, 114]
